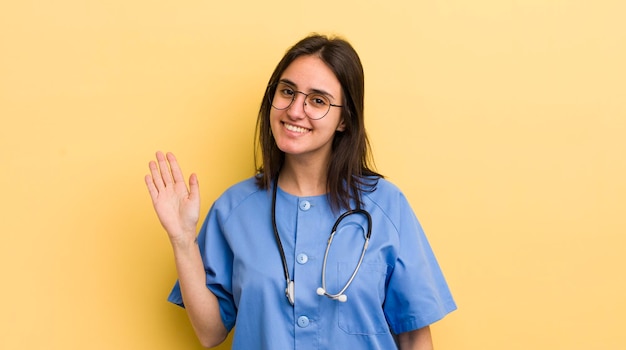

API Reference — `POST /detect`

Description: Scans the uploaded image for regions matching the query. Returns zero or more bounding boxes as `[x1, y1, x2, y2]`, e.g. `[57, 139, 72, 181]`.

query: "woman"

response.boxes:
[146, 34, 456, 349]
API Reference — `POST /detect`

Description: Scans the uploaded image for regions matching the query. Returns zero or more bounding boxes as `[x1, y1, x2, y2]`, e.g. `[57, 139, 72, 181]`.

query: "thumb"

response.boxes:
[188, 173, 200, 202]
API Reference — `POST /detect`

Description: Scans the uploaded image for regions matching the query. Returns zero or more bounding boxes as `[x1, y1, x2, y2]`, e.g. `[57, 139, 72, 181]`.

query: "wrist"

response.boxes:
[169, 232, 199, 252]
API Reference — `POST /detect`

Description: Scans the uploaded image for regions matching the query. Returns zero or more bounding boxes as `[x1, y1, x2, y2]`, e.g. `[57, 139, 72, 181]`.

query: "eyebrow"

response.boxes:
[278, 78, 337, 101]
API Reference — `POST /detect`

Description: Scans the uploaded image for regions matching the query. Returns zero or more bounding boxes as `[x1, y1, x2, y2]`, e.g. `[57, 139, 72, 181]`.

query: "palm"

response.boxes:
[145, 152, 200, 242]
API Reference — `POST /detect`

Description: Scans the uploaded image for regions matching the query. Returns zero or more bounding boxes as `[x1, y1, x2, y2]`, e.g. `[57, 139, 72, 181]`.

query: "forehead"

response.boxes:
[279, 55, 342, 97]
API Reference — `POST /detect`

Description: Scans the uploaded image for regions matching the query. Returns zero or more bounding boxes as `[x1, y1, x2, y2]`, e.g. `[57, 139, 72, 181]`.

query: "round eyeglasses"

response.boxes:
[269, 82, 343, 120]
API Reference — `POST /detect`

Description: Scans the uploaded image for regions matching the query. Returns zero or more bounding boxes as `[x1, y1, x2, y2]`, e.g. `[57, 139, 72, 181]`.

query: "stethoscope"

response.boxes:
[271, 176, 372, 306]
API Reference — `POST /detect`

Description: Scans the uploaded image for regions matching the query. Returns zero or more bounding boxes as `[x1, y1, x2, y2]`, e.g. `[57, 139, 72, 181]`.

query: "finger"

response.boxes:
[145, 174, 159, 203]
[148, 159, 166, 191]
[166, 152, 186, 184]
[156, 151, 174, 186]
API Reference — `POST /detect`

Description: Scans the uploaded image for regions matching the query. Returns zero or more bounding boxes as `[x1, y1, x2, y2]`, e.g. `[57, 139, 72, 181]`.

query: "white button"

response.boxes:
[299, 200, 311, 211]
[296, 253, 308, 264]
[297, 316, 310, 328]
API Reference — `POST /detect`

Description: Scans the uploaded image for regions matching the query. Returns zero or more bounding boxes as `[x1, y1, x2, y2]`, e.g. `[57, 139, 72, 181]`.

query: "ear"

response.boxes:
[336, 119, 346, 132]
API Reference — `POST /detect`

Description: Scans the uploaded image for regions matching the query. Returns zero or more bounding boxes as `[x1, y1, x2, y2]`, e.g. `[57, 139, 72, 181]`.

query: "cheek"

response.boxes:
[323, 112, 346, 132]
[269, 111, 281, 132]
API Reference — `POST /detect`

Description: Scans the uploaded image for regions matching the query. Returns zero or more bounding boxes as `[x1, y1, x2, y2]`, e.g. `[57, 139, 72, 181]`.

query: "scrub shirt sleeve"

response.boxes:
[383, 193, 456, 334]
[167, 204, 237, 332]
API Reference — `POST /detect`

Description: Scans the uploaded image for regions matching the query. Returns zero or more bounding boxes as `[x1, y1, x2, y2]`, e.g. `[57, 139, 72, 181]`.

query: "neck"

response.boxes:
[278, 156, 328, 197]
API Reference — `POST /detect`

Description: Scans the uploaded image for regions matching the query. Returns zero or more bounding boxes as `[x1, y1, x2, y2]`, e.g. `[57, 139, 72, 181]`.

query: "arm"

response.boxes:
[397, 326, 433, 350]
[145, 151, 228, 348]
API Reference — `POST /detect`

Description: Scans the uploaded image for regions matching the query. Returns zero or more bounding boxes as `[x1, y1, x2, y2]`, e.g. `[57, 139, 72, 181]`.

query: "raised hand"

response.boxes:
[145, 151, 200, 247]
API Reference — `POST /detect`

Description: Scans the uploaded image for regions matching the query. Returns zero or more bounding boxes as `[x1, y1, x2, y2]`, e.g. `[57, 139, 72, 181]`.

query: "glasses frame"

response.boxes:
[268, 82, 344, 120]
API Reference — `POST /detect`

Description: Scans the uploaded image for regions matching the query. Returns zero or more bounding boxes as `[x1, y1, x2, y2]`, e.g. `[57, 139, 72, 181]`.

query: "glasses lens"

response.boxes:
[304, 93, 331, 120]
[271, 83, 295, 110]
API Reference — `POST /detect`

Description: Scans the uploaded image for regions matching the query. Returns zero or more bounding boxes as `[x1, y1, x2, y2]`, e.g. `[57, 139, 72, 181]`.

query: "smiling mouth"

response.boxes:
[283, 122, 311, 134]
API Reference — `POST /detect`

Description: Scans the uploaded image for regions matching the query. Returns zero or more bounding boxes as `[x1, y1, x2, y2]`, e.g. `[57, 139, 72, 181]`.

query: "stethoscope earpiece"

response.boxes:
[286, 280, 295, 306]
[316, 287, 348, 302]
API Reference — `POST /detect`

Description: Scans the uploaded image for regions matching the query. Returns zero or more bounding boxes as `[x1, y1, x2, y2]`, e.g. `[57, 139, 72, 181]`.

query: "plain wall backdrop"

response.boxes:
[1, 1, 624, 349]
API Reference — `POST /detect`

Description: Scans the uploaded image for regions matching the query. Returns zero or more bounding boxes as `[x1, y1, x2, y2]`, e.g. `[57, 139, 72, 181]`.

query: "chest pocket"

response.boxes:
[337, 262, 389, 335]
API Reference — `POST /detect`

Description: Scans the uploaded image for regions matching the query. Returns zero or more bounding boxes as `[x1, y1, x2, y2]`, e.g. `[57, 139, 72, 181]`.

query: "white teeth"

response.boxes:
[284, 123, 310, 134]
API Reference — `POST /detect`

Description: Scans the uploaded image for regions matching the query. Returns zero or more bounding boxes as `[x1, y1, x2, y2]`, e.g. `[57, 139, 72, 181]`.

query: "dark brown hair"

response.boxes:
[254, 34, 382, 211]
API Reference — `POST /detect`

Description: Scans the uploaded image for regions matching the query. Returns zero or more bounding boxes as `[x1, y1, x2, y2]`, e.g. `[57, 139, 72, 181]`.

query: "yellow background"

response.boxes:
[1, 0, 624, 349]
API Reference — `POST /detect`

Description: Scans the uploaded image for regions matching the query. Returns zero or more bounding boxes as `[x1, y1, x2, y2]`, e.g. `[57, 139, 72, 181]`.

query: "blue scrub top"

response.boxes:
[169, 177, 456, 349]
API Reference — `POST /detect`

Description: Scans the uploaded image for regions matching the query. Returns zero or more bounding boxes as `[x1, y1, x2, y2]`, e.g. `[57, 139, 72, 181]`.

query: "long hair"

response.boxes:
[254, 34, 382, 212]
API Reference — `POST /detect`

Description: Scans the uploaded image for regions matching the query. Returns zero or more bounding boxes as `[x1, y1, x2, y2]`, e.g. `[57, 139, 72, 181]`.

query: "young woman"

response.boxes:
[146, 34, 456, 349]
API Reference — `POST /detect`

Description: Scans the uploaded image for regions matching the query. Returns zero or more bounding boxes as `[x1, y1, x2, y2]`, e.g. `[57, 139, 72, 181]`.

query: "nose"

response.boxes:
[286, 92, 307, 119]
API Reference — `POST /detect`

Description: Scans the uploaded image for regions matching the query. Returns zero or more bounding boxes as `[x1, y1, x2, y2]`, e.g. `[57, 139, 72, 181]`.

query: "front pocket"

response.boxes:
[337, 262, 389, 335]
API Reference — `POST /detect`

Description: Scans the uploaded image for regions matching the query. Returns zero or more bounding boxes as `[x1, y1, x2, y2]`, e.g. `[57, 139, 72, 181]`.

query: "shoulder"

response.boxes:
[362, 178, 418, 224]
[221, 176, 263, 198]
[363, 178, 408, 205]
[212, 176, 267, 214]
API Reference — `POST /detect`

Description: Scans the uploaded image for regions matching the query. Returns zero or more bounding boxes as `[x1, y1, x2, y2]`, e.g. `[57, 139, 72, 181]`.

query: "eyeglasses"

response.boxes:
[269, 82, 343, 120]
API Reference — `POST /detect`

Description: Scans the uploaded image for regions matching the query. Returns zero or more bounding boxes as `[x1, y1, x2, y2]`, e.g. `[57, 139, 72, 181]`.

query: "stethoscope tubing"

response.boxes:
[319, 209, 371, 300]
[271, 175, 372, 305]
[271, 178, 291, 282]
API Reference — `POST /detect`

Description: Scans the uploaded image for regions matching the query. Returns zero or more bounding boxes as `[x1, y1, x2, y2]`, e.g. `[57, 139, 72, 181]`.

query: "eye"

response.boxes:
[277, 84, 295, 97]
[308, 94, 329, 108]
